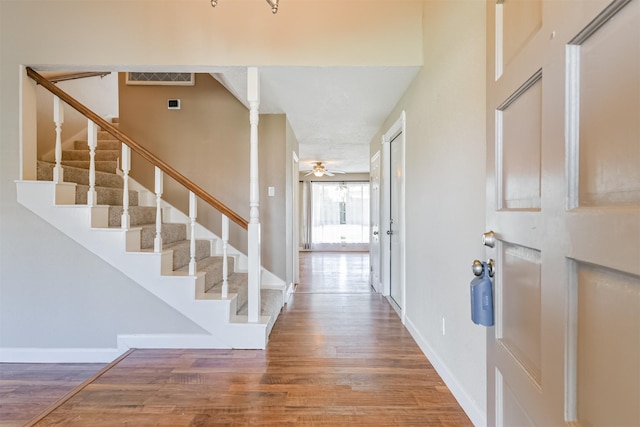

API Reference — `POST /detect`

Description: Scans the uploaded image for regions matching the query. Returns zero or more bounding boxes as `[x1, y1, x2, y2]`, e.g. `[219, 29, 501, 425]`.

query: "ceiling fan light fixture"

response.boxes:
[266, 0, 279, 14]
[313, 170, 324, 177]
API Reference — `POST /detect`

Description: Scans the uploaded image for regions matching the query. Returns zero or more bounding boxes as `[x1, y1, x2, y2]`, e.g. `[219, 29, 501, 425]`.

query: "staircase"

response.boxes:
[17, 124, 284, 350]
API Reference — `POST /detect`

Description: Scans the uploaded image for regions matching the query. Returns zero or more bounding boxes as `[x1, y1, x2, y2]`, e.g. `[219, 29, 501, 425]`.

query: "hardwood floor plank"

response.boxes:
[6, 253, 472, 426]
[0, 363, 105, 427]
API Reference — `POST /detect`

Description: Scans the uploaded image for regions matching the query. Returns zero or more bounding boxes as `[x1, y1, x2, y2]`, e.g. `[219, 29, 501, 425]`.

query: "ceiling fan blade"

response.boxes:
[304, 170, 314, 176]
[325, 171, 335, 177]
[331, 170, 346, 174]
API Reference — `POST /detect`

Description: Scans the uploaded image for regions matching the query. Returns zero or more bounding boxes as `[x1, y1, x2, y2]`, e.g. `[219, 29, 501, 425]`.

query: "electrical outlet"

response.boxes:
[442, 317, 446, 335]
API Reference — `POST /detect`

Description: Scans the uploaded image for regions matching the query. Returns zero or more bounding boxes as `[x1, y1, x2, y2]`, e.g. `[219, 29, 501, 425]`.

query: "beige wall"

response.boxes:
[371, 0, 488, 422]
[36, 73, 119, 160]
[0, 1, 422, 68]
[119, 73, 287, 278]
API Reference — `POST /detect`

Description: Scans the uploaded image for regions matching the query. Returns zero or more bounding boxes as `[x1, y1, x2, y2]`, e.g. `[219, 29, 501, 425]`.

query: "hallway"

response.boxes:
[297, 251, 373, 293]
[1, 252, 471, 426]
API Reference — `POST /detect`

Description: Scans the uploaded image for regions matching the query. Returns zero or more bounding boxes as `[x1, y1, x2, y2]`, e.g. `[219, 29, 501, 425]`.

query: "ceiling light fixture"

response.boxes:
[211, 0, 279, 14]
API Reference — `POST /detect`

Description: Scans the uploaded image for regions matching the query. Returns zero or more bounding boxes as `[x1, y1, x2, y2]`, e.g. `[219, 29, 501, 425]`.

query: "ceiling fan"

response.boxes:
[303, 162, 345, 177]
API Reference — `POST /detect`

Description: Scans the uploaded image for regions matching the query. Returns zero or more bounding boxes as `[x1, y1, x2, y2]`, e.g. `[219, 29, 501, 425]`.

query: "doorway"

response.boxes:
[297, 252, 372, 293]
[297, 179, 373, 294]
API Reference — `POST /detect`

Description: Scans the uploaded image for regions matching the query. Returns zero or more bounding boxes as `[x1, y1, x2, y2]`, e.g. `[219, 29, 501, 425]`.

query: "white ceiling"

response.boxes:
[212, 66, 420, 174]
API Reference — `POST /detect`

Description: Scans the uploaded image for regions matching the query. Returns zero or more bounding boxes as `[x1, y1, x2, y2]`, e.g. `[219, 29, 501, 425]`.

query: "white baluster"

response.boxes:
[86, 120, 98, 206]
[154, 167, 163, 252]
[52, 96, 64, 183]
[247, 67, 261, 323]
[121, 144, 131, 229]
[221, 214, 229, 299]
[188, 191, 197, 275]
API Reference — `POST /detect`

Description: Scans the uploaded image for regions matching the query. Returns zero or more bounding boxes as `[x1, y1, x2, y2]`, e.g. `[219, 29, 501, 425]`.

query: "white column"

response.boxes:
[247, 67, 261, 323]
[221, 214, 229, 299]
[86, 120, 98, 206]
[121, 144, 131, 229]
[52, 96, 64, 183]
[188, 191, 197, 275]
[154, 167, 163, 252]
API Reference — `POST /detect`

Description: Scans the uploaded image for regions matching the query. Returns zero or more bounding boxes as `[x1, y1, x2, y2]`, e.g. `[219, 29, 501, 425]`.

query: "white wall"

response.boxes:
[371, 1, 488, 425]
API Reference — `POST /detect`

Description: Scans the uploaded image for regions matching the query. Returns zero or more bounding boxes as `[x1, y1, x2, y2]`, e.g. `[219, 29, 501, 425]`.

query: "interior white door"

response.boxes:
[486, 1, 640, 425]
[291, 152, 300, 291]
[390, 133, 403, 309]
[370, 151, 381, 292]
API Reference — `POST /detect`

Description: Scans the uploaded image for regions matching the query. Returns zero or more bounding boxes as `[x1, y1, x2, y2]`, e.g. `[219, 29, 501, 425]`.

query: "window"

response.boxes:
[309, 181, 370, 251]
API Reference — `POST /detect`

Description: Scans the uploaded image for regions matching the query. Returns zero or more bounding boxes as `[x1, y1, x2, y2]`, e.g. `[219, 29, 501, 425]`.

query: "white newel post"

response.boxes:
[154, 167, 163, 252]
[52, 96, 64, 183]
[86, 120, 98, 206]
[247, 67, 261, 323]
[188, 191, 197, 275]
[121, 144, 131, 229]
[221, 214, 229, 299]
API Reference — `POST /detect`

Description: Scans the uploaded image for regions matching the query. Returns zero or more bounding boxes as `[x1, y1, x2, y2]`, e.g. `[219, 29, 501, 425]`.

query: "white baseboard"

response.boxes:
[117, 333, 229, 349]
[404, 315, 486, 427]
[0, 333, 231, 363]
[0, 347, 126, 363]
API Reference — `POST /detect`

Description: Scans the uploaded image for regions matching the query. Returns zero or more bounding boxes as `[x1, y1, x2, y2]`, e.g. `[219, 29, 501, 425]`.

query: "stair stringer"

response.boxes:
[124, 174, 286, 291]
[15, 180, 269, 349]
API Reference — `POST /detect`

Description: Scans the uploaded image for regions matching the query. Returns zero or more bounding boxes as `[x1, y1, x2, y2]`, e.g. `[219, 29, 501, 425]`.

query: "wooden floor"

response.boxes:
[1, 252, 471, 426]
[0, 363, 105, 426]
[298, 251, 372, 293]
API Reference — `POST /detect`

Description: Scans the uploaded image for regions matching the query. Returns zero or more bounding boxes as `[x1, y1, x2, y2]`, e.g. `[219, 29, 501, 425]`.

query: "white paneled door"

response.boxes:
[486, 0, 640, 425]
[390, 133, 404, 310]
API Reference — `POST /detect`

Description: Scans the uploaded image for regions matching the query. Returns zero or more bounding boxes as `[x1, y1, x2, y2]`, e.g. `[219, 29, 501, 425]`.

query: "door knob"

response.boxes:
[482, 231, 496, 248]
[373, 231, 379, 236]
[387, 230, 393, 235]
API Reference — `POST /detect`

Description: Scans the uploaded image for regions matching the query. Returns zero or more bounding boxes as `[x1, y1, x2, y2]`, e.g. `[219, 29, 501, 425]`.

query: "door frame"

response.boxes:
[381, 111, 406, 322]
[370, 150, 381, 293]
[285, 150, 299, 300]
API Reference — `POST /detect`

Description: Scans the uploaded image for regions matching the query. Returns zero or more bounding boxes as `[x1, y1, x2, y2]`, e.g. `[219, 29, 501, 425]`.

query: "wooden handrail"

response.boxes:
[47, 71, 111, 83]
[27, 67, 249, 230]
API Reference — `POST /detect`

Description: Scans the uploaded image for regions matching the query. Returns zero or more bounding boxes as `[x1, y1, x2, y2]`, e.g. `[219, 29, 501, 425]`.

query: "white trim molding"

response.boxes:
[405, 315, 487, 427]
[0, 347, 126, 363]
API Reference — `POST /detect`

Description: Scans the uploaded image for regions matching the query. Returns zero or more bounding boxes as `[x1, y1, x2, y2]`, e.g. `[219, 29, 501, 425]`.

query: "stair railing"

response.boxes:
[27, 67, 258, 321]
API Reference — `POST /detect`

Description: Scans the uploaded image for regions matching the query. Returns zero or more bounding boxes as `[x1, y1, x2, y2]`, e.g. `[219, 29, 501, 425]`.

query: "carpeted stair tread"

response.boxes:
[161, 239, 211, 270]
[73, 139, 121, 151]
[61, 160, 118, 173]
[237, 288, 283, 335]
[37, 161, 124, 188]
[75, 184, 138, 206]
[109, 206, 157, 227]
[174, 255, 235, 292]
[139, 223, 187, 248]
[206, 272, 249, 310]
[62, 149, 120, 162]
